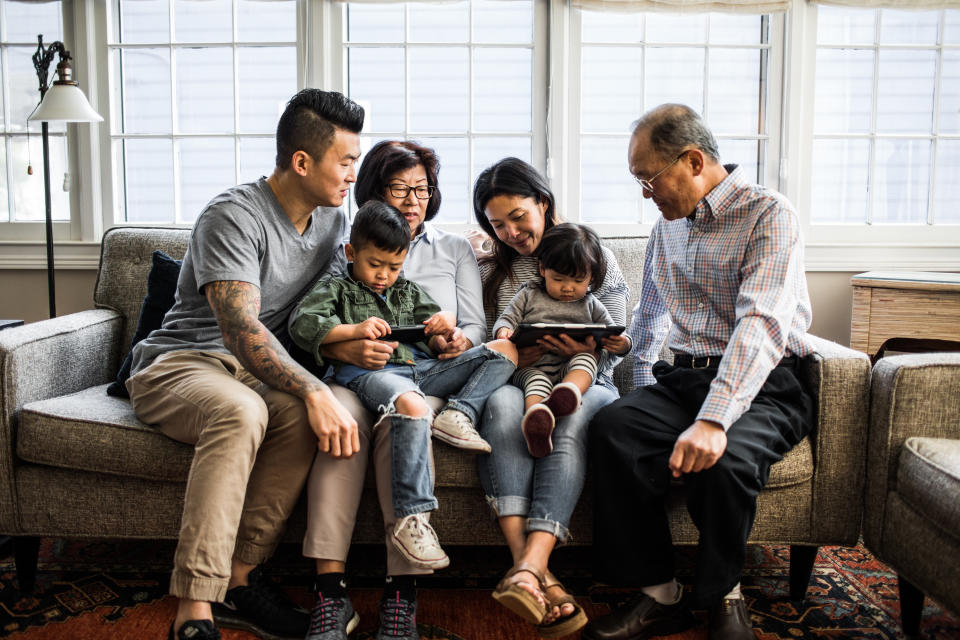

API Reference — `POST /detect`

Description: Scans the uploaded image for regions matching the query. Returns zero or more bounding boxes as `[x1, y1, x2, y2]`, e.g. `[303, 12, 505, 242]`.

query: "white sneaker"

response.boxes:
[392, 513, 450, 570]
[431, 409, 492, 453]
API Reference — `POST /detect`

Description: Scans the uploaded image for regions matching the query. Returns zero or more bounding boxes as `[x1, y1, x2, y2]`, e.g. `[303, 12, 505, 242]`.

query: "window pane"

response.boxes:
[473, 137, 531, 189]
[175, 0, 231, 43]
[946, 10, 960, 44]
[239, 137, 275, 185]
[811, 138, 869, 224]
[409, 1, 468, 43]
[347, 3, 404, 42]
[708, 49, 761, 134]
[0, 140, 6, 221]
[709, 13, 763, 45]
[644, 47, 704, 114]
[239, 47, 295, 134]
[176, 47, 234, 134]
[581, 47, 642, 134]
[581, 11, 644, 43]
[409, 48, 468, 132]
[473, 0, 532, 44]
[873, 138, 930, 224]
[349, 47, 405, 133]
[13, 134, 68, 222]
[9, 47, 45, 133]
[941, 50, 960, 134]
[119, 48, 172, 134]
[581, 136, 636, 224]
[817, 6, 875, 45]
[718, 139, 761, 184]
[179, 138, 236, 224]
[879, 9, 939, 45]
[239, 0, 295, 42]
[814, 48, 873, 134]
[124, 138, 174, 223]
[934, 140, 960, 224]
[418, 137, 468, 224]
[876, 49, 936, 134]
[474, 48, 531, 133]
[646, 14, 707, 44]
[119, 0, 170, 44]
[5, 0, 62, 43]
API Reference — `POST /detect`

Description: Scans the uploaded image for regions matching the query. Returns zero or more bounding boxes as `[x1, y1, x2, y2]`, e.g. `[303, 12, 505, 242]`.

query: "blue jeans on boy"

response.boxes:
[347, 344, 515, 519]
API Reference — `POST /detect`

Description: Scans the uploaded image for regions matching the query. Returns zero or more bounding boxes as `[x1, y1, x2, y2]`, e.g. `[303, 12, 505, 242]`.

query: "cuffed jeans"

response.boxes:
[302, 385, 443, 577]
[347, 344, 515, 518]
[126, 350, 318, 602]
[588, 359, 814, 608]
[476, 377, 619, 542]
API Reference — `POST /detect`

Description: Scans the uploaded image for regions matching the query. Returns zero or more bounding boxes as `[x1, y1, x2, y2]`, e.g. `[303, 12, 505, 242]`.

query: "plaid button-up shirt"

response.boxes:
[629, 165, 814, 430]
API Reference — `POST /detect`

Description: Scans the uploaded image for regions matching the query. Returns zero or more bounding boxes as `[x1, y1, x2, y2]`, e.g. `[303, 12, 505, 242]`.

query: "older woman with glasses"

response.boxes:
[299, 140, 487, 640]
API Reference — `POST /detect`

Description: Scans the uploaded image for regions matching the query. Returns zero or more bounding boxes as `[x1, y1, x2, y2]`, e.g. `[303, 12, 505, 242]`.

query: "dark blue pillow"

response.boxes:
[106, 250, 182, 398]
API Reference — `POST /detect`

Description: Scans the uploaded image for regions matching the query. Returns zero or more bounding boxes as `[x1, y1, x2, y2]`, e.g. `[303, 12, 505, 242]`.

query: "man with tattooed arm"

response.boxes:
[125, 89, 365, 640]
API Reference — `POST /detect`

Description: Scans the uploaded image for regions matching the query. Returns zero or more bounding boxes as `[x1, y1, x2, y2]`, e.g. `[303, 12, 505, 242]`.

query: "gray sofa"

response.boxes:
[864, 353, 960, 634]
[0, 226, 870, 598]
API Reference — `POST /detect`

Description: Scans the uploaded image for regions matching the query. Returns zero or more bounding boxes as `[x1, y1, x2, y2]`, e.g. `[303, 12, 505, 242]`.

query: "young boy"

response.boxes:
[290, 201, 517, 569]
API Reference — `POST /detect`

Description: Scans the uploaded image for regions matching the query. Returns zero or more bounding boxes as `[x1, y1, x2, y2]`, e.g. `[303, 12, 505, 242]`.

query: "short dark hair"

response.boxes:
[350, 201, 411, 255]
[275, 89, 365, 169]
[631, 103, 720, 163]
[355, 140, 442, 222]
[538, 223, 606, 291]
[472, 157, 561, 309]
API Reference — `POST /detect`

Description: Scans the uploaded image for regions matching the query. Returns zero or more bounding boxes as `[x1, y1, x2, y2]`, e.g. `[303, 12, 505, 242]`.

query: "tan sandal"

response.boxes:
[537, 572, 588, 638]
[492, 562, 548, 624]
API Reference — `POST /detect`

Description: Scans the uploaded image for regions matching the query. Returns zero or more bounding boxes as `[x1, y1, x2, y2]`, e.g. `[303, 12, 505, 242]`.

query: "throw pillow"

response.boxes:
[106, 250, 182, 398]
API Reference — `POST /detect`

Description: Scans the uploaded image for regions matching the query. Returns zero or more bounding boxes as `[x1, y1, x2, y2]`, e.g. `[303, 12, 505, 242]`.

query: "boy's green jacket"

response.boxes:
[289, 269, 440, 372]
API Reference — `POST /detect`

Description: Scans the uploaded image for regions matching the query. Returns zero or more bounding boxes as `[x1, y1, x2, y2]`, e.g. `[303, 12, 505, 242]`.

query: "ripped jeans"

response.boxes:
[347, 345, 516, 518]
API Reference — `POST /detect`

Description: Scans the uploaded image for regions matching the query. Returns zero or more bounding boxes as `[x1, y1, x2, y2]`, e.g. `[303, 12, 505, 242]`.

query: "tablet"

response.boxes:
[377, 325, 427, 343]
[509, 323, 625, 348]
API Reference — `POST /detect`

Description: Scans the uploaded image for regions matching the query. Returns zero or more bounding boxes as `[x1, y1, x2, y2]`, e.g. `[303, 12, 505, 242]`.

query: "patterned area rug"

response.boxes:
[0, 540, 957, 639]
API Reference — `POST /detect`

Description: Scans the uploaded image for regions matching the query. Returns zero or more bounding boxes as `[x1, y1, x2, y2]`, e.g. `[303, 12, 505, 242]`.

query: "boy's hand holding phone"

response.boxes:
[355, 316, 392, 340]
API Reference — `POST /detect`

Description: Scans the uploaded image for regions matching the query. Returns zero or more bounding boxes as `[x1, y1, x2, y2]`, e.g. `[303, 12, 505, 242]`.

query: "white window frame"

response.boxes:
[1, 0, 958, 272]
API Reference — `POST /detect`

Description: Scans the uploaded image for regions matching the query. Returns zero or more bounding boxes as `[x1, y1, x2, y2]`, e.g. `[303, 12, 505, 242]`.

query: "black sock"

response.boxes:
[314, 572, 347, 598]
[384, 575, 417, 602]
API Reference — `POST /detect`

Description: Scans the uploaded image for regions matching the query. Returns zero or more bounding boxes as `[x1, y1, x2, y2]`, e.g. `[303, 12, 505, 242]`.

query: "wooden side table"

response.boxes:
[850, 272, 960, 359]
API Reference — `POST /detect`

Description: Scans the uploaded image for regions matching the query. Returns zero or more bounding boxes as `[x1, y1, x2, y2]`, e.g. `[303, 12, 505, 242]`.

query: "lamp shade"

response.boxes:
[28, 82, 102, 123]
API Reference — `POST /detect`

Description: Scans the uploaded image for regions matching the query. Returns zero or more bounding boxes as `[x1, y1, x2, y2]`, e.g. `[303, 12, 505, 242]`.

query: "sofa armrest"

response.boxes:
[802, 334, 872, 544]
[863, 352, 960, 550]
[0, 309, 123, 532]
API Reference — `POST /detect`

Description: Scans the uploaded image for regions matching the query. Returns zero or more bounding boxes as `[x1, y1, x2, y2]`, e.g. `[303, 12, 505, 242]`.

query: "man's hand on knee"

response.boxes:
[305, 387, 360, 458]
[669, 420, 726, 478]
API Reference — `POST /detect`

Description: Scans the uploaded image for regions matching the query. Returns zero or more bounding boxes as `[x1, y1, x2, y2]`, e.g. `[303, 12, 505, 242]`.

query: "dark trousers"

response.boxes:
[588, 359, 814, 608]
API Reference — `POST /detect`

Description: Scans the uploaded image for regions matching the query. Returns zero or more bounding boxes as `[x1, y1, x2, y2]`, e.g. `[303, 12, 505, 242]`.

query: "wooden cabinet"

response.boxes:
[850, 271, 960, 359]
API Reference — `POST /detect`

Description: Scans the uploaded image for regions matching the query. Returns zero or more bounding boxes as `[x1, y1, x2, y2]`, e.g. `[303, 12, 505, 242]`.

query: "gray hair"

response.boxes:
[631, 104, 720, 163]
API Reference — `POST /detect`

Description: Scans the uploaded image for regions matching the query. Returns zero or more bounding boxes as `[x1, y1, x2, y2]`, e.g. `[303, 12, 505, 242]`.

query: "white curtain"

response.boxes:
[811, 0, 960, 8]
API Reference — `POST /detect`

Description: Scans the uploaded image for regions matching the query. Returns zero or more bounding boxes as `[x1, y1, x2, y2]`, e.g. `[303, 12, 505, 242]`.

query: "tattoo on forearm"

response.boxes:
[206, 281, 325, 397]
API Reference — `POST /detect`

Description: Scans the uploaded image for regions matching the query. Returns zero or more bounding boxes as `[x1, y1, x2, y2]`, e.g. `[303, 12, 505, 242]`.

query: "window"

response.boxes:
[1, 0, 67, 225]
[812, 6, 959, 227]
[571, 9, 777, 227]
[109, 0, 297, 224]
[342, 0, 543, 222]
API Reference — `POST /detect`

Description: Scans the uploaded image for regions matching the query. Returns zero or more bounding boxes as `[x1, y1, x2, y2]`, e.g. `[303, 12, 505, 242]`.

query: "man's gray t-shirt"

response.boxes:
[130, 178, 349, 375]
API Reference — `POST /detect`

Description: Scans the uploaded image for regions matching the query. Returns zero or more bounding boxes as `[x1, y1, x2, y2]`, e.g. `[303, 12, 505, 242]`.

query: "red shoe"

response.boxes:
[544, 382, 582, 418]
[522, 404, 556, 458]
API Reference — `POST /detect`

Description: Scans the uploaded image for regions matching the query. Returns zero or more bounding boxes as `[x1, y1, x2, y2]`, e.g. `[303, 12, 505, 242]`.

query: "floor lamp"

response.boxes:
[28, 35, 102, 318]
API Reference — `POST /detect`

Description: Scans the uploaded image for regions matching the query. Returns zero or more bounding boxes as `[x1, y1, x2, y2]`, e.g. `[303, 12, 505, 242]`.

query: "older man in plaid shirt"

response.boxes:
[583, 104, 815, 640]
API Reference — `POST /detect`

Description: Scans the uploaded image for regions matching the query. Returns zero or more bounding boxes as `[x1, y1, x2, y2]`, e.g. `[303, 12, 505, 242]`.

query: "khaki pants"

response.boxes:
[126, 350, 318, 602]
[302, 384, 441, 576]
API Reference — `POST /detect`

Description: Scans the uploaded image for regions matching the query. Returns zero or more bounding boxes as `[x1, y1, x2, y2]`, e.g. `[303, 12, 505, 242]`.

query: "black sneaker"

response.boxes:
[306, 591, 359, 640]
[376, 592, 421, 640]
[212, 566, 309, 640]
[168, 619, 221, 640]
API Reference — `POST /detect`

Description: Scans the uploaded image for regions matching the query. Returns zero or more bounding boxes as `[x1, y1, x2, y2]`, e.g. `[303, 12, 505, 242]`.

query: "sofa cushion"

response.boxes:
[18, 384, 193, 482]
[897, 437, 960, 540]
[106, 250, 183, 397]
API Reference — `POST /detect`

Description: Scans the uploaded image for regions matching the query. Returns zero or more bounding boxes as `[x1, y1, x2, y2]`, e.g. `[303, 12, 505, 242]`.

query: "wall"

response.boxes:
[2, 267, 858, 348]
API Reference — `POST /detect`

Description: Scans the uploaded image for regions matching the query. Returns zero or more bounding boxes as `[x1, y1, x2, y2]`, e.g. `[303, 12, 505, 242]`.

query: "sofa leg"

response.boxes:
[789, 544, 818, 602]
[898, 574, 924, 636]
[13, 536, 41, 593]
